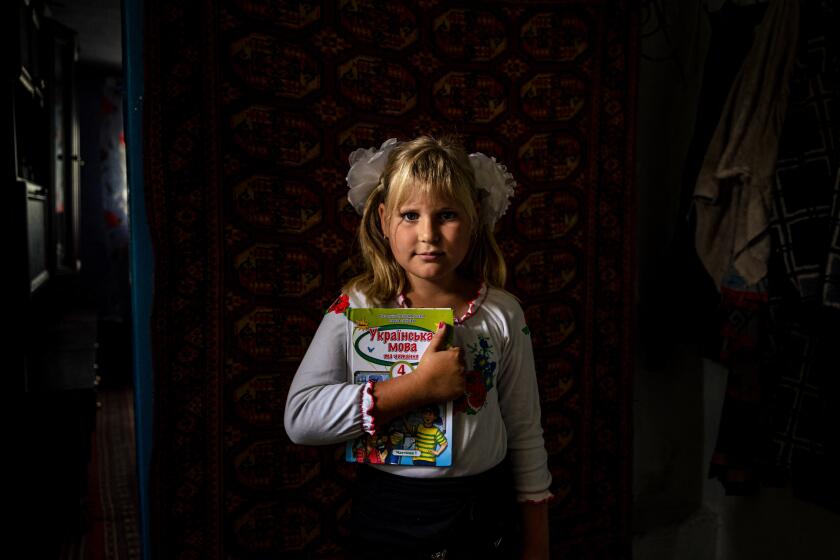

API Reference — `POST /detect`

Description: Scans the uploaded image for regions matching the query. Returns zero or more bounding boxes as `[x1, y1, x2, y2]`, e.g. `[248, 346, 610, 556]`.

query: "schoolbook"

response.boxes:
[345, 307, 454, 467]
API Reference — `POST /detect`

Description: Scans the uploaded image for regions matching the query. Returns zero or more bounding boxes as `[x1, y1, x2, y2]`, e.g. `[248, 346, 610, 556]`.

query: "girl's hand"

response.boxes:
[415, 323, 465, 402]
[368, 323, 464, 425]
[518, 500, 549, 560]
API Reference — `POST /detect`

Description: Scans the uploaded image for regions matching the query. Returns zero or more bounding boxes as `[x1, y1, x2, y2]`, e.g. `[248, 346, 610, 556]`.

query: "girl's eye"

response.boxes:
[439, 211, 458, 222]
[400, 212, 419, 222]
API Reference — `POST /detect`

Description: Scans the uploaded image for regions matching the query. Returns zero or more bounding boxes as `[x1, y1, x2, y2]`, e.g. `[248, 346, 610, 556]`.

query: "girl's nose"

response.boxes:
[418, 217, 440, 243]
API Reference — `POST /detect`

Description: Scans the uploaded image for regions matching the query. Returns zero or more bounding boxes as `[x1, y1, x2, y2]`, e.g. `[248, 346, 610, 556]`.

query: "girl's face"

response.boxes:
[379, 190, 474, 292]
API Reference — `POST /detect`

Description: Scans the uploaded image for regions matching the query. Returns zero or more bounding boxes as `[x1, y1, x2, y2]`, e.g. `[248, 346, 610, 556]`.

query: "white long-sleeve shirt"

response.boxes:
[284, 282, 553, 502]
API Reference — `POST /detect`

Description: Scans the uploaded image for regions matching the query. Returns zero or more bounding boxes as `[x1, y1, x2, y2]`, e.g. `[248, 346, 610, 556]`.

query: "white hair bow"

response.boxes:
[345, 138, 516, 225]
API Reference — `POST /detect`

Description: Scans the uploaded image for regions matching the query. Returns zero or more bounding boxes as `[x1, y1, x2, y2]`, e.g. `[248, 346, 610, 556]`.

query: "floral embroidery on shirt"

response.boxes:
[522, 325, 530, 335]
[326, 294, 350, 315]
[455, 336, 496, 415]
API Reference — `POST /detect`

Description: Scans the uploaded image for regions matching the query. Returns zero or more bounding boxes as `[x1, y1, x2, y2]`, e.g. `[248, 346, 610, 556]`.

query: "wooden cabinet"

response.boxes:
[45, 17, 82, 276]
[8, 0, 85, 392]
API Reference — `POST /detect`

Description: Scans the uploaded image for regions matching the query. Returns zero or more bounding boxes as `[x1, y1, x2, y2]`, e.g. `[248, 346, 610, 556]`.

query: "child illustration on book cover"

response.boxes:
[384, 427, 405, 465]
[403, 404, 448, 466]
[353, 434, 388, 464]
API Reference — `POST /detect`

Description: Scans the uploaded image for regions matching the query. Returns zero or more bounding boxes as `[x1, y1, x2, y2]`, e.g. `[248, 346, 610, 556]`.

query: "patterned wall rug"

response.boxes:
[145, 1, 637, 557]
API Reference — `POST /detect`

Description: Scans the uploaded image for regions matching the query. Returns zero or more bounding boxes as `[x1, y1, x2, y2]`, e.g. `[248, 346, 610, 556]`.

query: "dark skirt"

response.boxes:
[348, 458, 520, 560]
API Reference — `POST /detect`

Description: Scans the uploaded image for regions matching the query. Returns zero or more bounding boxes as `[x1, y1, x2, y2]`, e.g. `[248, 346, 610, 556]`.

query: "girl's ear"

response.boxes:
[378, 202, 388, 236]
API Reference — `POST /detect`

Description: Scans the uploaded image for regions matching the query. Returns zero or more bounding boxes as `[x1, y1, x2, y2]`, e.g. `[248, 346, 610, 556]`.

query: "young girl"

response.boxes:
[284, 136, 552, 559]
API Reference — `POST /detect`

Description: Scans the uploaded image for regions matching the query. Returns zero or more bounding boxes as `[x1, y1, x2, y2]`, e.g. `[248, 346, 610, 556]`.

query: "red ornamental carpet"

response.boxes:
[145, 1, 636, 557]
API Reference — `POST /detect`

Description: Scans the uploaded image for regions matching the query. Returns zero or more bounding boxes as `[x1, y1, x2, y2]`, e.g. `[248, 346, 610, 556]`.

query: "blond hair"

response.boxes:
[343, 135, 508, 305]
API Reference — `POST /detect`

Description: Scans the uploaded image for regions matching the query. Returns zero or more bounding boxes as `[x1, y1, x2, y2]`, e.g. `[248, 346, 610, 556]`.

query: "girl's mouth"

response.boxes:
[416, 252, 443, 261]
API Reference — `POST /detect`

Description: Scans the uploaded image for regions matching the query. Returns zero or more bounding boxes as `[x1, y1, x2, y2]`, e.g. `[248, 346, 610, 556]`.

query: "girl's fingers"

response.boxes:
[427, 323, 448, 351]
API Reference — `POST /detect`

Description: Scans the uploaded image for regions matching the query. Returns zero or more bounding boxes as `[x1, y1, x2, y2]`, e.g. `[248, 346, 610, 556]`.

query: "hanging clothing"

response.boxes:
[708, 0, 840, 512]
[694, 0, 800, 289]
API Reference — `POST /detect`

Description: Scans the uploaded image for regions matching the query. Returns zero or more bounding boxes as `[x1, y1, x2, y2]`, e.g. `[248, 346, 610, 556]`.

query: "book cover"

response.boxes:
[345, 307, 455, 467]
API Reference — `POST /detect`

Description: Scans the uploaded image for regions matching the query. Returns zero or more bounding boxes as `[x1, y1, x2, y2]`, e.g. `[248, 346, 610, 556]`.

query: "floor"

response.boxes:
[23, 308, 138, 559]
